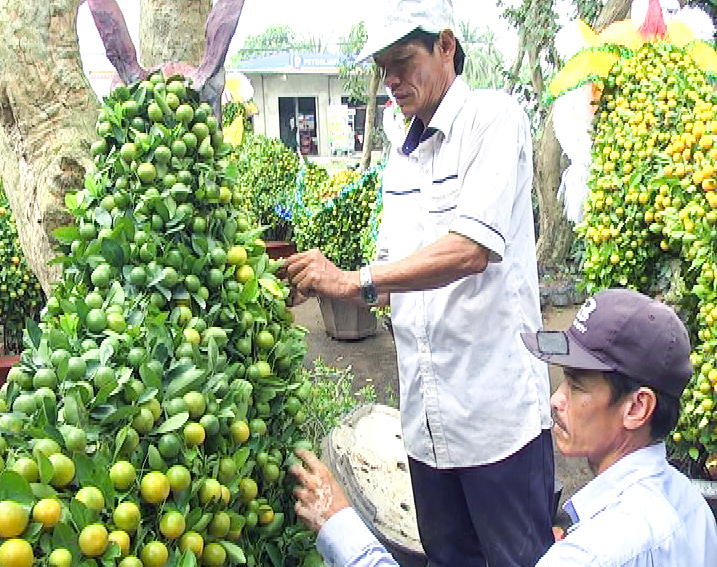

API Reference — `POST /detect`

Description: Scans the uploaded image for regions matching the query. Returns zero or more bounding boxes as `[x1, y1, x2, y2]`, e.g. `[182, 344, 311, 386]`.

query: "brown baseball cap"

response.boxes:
[521, 288, 693, 398]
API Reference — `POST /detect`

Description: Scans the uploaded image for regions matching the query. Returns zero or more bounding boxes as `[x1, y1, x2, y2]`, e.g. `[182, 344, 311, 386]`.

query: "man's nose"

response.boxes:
[550, 383, 566, 411]
[383, 71, 399, 90]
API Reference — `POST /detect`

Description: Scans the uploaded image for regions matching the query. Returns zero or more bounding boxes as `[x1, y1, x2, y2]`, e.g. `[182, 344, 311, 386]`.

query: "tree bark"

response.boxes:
[594, 0, 632, 31]
[0, 0, 99, 295]
[505, 30, 526, 94]
[139, 0, 211, 68]
[534, 110, 572, 266]
[359, 66, 380, 173]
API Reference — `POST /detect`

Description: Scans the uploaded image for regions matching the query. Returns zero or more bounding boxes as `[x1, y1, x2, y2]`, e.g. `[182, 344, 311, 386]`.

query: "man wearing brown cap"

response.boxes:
[292, 288, 717, 566]
[523, 287, 717, 565]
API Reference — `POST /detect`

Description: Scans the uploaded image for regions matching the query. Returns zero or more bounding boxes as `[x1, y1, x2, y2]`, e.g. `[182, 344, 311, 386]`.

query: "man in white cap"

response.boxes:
[285, 0, 554, 564]
[291, 289, 717, 565]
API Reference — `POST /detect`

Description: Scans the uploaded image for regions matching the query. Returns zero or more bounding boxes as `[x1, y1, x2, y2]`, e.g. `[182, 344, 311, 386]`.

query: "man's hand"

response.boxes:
[285, 249, 358, 301]
[290, 449, 350, 532]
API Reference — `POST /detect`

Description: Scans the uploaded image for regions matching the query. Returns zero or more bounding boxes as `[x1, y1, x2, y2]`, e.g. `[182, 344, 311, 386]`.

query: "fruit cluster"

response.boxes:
[577, 41, 717, 457]
[0, 186, 44, 353]
[293, 164, 384, 271]
[0, 74, 316, 566]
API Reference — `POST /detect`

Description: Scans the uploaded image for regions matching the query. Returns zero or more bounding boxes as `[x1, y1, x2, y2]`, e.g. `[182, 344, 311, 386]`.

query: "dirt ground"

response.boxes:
[291, 298, 593, 528]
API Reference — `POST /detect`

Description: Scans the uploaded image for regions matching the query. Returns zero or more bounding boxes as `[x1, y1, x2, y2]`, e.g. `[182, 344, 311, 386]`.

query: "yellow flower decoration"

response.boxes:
[547, 4, 717, 104]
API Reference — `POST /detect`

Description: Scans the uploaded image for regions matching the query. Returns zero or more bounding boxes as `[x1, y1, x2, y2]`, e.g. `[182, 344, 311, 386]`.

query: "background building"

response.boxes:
[231, 51, 387, 157]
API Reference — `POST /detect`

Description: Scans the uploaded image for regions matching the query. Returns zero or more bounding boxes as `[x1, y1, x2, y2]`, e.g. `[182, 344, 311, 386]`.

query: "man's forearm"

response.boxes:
[368, 232, 489, 296]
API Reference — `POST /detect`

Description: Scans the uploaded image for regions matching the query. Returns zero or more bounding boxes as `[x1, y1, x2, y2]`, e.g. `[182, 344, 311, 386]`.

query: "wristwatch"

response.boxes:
[359, 266, 378, 305]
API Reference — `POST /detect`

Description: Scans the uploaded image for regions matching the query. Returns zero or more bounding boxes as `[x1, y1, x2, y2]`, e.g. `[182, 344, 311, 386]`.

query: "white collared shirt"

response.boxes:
[376, 77, 551, 468]
[537, 443, 717, 566]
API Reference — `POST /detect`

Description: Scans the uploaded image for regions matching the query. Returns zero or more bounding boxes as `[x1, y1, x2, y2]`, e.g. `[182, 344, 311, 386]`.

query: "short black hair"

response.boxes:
[399, 28, 464, 75]
[604, 371, 681, 441]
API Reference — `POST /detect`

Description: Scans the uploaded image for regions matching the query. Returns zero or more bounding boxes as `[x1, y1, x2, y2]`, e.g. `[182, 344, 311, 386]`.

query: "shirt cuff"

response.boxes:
[317, 507, 385, 565]
[450, 215, 506, 262]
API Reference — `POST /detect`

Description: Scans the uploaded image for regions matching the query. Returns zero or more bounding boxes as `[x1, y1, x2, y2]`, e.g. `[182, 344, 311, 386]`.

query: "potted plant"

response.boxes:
[0, 183, 44, 385]
[293, 163, 384, 340]
[232, 133, 300, 254]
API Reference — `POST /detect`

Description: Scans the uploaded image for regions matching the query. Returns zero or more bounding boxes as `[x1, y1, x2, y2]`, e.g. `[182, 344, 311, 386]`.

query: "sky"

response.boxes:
[77, 0, 533, 72]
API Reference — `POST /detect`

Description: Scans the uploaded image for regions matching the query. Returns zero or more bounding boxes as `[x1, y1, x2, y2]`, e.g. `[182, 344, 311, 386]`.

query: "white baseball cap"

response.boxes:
[356, 0, 457, 62]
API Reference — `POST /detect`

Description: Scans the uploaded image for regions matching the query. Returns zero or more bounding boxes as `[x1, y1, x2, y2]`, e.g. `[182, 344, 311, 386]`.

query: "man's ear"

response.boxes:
[437, 29, 457, 60]
[623, 387, 657, 431]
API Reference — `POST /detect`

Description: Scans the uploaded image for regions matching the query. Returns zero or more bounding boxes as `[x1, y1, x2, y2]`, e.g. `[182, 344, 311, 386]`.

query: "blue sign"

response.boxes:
[233, 51, 345, 74]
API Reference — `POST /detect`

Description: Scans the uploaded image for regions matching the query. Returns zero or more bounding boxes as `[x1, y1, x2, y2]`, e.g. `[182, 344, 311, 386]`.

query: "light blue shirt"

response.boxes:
[537, 443, 717, 566]
[317, 508, 397, 567]
[316, 443, 717, 566]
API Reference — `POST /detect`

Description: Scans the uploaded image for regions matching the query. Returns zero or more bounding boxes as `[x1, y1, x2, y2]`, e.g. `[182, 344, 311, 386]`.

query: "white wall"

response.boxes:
[248, 74, 349, 156]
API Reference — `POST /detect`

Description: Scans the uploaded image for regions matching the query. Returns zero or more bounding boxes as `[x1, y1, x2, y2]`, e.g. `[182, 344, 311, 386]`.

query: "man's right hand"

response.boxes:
[290, 449, 350, 532]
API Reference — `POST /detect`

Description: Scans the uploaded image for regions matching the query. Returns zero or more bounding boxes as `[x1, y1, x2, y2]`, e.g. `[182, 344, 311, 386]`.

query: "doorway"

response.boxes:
[278, 96, 318, 156]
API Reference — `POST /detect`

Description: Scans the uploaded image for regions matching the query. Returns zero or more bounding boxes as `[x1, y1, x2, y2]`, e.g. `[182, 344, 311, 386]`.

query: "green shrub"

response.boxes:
[293, 164, 384, 271]
[299, 359, 377, 448]
[0, 182, 44, 352]
[233, 133, 299, 240]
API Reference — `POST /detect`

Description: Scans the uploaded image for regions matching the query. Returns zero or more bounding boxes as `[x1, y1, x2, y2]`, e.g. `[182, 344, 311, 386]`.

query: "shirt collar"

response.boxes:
[564, 443, 668, 527]
[400, 76, 470, 155]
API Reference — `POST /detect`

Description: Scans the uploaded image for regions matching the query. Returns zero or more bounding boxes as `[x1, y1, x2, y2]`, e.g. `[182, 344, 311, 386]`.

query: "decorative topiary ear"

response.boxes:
[193, 0, 247, 122]
[86, 0, 147, 85]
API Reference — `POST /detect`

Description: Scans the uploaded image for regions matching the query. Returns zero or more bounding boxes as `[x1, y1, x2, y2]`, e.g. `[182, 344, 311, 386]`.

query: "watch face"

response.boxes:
[363, 285, 378, 304]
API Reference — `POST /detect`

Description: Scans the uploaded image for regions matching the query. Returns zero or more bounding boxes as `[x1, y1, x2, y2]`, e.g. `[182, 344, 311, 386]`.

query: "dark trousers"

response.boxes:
[408, 429, 555, 567]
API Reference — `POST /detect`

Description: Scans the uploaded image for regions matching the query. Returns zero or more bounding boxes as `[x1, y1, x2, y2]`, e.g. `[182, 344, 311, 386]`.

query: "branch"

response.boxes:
[86, 0, 146, 84]
[593, 0, 632, 32]
[505, 30, 526, 94]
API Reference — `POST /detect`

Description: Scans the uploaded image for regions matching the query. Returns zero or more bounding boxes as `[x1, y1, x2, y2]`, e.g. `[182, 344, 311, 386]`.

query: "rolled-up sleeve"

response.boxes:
[449, 101, 530, 262]
[317, 508, 400, 567]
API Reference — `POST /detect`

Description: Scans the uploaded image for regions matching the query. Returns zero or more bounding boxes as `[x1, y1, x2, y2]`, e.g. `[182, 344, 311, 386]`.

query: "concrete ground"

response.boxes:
[291, 298, 592, 529]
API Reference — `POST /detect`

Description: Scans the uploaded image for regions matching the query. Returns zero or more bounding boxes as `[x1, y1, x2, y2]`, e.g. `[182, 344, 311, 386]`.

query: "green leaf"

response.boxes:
[179, 550, 199, 567]
[94, 207, 112, 228]
[37, 452, 54, 485]
[689, 446, 700, 460]
[52, 522, 81, 559]
[101, 239, 125, 267]
[52, 225, 80, 244]
[26, 317, 42, 350]
[155, 199, 170, 223]
[99, 342, 114, 366]
[137, 387, 159, 405]
[220, 541, 247, 564]
[0, 471, 35, 507]
[153, 412, 189, 435]
[69, 498, 97, 531]
[165, 368, 206, 399]
[240, 278, 259, 303]
[264, 542, 281, 566]
[102, 541, 122, 564]
[140, 361, 163, 391]
[259, 278, 284, 298]
[208, 337, 218, 371]
[73, 453, 96, 488]
[65, 192, 79, 211]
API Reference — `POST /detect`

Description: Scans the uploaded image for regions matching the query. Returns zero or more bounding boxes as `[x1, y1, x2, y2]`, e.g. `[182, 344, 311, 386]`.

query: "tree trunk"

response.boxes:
[0, 0, 99, 295]
[359, 65, 380, 173]
[139, 0, 211, 67]
[534, 110, 572, 266]
[506, 30, 526, 94]
[594, 0, 632, 31]
[534, 0, 632, 267]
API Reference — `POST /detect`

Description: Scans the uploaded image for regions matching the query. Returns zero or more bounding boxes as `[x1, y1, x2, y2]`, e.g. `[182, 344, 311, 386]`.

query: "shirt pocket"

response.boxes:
[423, 173, 460, 236]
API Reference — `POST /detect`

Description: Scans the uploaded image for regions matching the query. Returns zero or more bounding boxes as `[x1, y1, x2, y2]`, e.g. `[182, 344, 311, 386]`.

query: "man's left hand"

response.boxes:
[285, 249, 357, 300]
[291, 449, 350, 532]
